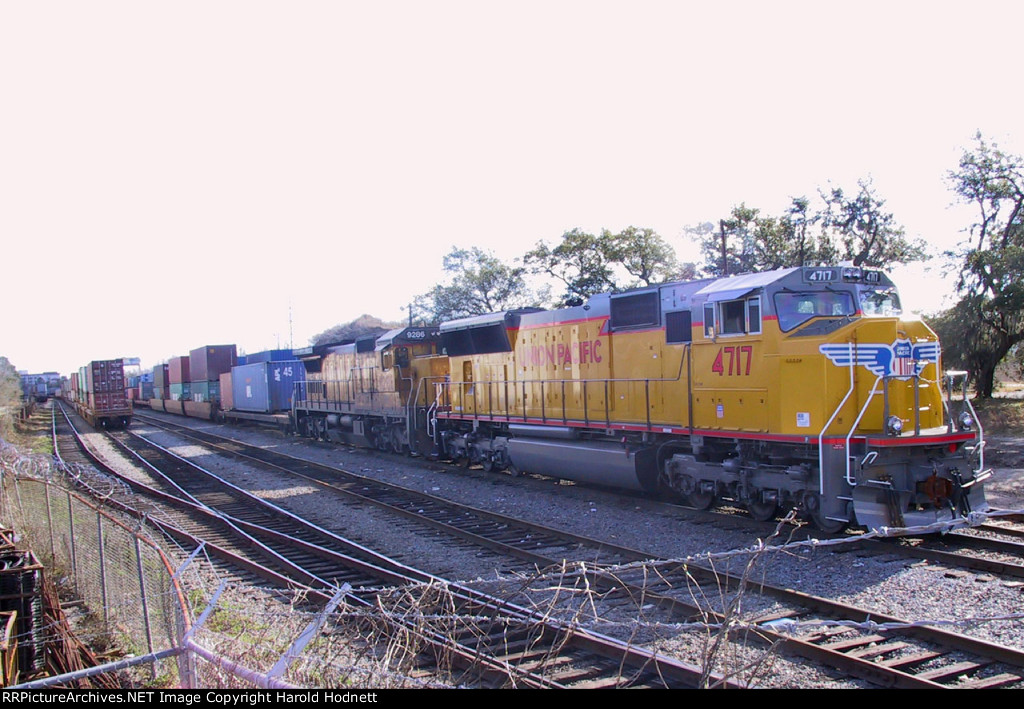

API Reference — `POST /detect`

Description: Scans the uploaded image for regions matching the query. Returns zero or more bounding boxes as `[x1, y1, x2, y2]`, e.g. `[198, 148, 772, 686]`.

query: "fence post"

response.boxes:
[45, 483, 56, 563]
[67, 490, 77, 577]
[172, 544, 207, 689]
[97, 512, 108, 628]
[134, 536, 155, 659]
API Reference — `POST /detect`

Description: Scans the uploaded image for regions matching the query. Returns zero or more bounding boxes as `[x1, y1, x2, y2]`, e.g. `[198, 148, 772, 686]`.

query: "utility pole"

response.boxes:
[289, 301, 294, 349]
[719, 220, 729, 276]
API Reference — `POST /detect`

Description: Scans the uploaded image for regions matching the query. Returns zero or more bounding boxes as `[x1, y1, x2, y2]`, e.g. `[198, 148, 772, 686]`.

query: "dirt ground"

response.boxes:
[984, 437, 1024, 509]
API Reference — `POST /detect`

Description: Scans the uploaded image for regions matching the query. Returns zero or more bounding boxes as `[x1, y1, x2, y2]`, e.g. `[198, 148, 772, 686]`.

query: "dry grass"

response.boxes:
[974, 396, 1024, 437]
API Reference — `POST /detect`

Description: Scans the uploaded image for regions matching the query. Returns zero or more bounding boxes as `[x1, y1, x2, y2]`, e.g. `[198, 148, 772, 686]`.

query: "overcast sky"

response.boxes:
[3, 1, 1021, 376]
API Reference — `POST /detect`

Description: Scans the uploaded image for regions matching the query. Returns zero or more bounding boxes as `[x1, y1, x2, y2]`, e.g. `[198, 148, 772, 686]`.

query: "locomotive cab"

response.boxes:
[675, 266, 988, 531]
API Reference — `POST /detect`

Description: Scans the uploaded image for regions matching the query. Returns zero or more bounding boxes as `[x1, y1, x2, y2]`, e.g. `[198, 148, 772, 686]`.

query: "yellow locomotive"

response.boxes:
[434, 265, 989, 532]
[292, 327, 448, 454]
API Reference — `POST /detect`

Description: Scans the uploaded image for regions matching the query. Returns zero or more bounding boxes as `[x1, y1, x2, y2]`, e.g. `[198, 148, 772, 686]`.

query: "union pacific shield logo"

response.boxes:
[819, 340, 940, 378]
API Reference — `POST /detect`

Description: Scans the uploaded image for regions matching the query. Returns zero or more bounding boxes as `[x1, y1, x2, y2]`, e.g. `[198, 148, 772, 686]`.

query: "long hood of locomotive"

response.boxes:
[441, 304, 956, 444]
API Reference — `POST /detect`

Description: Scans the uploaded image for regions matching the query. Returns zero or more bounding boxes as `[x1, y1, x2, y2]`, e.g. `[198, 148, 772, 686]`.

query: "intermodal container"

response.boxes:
[219, 372, 233, 412]
[169, 357, 190, 385]
[190, 380, 220, 403]
[189, 345, 237, 382]
[152, 364, 169, 395]
[245, 349, 294, 364]
[169, 383, 191, 401]
[231, 361, 306, 413]
[85, 359, 129, 414]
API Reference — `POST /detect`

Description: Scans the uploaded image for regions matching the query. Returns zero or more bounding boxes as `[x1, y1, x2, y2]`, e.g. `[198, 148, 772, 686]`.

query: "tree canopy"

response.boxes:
[522, 229, 618, 306]
[523, 226, 687, 305]
[311, 315, 398, 346]
[414, 246, 545, 322]
[688, 180, 926, 276]
[0, 356, 23, 437]
[940, 133, 1024, 397]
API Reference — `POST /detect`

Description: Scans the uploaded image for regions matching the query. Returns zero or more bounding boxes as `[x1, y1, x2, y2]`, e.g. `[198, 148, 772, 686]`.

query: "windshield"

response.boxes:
[773, 291, 856, 331]
[859, 288, 902, 317]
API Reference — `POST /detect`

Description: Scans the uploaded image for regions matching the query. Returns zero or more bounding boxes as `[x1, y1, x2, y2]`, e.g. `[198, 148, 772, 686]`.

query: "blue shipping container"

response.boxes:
[231, 360, 306, 413]
[245, 349, 294, 364]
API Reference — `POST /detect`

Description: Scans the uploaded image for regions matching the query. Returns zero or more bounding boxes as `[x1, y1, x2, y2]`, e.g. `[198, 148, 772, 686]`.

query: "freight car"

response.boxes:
[140, 352, 304, 430]
[20, 373, 60, 402]
[428, 265, 988, 532]
[220, 359, 306, 429]
[75, 359, 132, 429]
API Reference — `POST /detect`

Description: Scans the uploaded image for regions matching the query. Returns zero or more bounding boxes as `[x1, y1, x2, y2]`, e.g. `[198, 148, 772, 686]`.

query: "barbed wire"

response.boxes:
[3, 431, 1024, 689]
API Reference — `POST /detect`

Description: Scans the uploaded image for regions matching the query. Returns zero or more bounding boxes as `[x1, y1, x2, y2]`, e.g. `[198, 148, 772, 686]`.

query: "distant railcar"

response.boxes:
[77, 359, 132, 429]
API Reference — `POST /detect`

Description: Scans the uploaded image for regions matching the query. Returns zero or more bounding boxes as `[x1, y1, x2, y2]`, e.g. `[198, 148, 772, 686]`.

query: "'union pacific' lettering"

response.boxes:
[525, 340, 603, 367]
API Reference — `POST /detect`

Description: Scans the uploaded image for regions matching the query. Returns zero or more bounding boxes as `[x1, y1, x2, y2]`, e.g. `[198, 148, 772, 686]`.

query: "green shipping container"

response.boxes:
[190, 380, 221, 403]
[169, 383, 191, 401]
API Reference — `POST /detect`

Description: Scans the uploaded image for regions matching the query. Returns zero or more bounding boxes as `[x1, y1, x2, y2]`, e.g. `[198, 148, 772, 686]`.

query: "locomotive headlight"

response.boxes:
[958, 411, 974, 431]
[886, 415, 904, 436]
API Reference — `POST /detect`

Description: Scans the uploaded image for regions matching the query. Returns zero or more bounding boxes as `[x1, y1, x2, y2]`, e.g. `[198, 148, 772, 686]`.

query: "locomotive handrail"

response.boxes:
[882, 372, 922, 436]
[438, 354, 688, 431]
[819, 343, 857, 498]
[943, 370, 986, 475]
[414, 374, 451, 443]
[844, 375, 885, 486]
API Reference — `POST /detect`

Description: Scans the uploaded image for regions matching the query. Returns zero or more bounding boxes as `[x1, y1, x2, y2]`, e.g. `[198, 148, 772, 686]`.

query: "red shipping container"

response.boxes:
[169, 356, 191, 384]
[84, 360, 129, 415]
[190, 345, 237, 382]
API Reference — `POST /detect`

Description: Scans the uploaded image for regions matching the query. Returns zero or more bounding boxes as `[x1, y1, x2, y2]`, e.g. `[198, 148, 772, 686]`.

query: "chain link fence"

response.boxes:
[0, 437, 452, 689]
[1, 440, 190, 685]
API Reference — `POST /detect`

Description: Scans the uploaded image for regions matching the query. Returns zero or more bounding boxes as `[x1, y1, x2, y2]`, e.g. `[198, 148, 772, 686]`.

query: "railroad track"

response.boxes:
[132, 411, 653, 570]
[134, 410, 1024, 584]
[578, 547, 1024, 688]
[52, 402, 733, 688]
[128, 410, 1024, 689]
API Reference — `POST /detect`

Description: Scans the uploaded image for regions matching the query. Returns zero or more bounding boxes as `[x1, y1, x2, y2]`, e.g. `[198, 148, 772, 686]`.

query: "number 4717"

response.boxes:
[712, 346, 753, 376]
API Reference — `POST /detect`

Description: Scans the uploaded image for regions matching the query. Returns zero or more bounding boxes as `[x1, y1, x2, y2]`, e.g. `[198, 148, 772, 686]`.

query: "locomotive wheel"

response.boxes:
[747, 500, 778, 522]
[389, 428, 407, 455]
[481, 456, 495, 472]
[812, 512, 847, 535]
[687, 489, 716, 511]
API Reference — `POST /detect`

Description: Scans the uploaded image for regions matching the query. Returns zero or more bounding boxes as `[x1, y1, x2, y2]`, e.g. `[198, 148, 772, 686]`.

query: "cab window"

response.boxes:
[710, 296, 762, 336]
[773, 291, 855, 331]
[860, 288, 902, 317]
